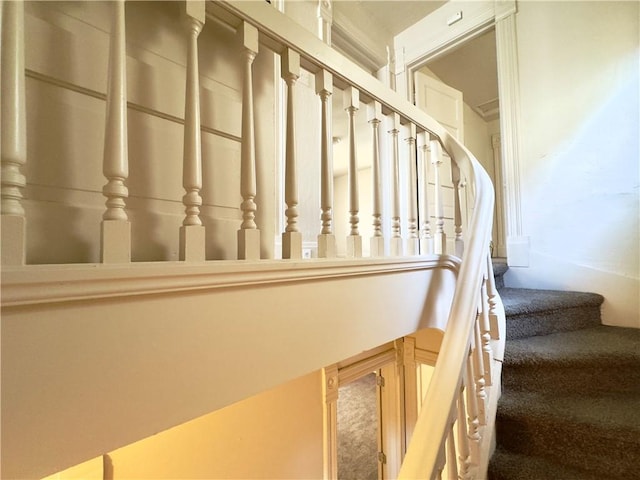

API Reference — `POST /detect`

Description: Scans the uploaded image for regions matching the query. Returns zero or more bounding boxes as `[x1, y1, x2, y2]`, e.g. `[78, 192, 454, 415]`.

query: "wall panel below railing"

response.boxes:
[1, 256, 458, 479]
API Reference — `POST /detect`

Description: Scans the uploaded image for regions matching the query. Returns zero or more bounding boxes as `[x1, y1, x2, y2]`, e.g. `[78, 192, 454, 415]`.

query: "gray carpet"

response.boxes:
[337, 373, 378, 480]
[488, 268, 640, 480]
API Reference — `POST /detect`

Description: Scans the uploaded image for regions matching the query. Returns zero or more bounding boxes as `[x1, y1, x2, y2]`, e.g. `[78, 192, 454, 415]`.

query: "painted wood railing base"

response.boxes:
[1, 257, 459, 480]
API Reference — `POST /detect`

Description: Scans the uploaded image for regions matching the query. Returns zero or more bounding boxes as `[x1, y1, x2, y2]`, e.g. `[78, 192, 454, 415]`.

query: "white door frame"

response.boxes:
[394, 0, 528, 266]
[322, 341, 405, 480]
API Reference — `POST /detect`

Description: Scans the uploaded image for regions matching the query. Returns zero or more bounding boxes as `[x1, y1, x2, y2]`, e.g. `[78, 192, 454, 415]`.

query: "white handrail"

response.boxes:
[212, 2, 496, 477]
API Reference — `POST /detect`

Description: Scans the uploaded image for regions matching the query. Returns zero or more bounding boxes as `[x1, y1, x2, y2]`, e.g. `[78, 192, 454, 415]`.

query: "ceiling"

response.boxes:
[332, 1, 498, 118]
[332, 1, 446, 40]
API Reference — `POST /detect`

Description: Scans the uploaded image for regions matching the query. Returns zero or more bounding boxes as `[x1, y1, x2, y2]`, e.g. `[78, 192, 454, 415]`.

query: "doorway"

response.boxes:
[414, 28, 506, 258]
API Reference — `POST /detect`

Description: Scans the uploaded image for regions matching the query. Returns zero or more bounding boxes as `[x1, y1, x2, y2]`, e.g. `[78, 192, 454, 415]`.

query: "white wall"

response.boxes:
[22, 1, 278, 263]
[508, 1, 639, 327]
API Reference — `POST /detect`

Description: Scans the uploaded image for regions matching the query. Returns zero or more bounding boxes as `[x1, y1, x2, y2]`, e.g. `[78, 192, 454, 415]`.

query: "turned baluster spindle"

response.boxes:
[1, 0, 27, 265]
[435, 440, 446, 480]
[486, 254, 501, 339]
[430, 139, 446, 255]
[344, 86, 362, 258]
[417, 133, 433, 255]
[446, 421, 459, 480]
[389, 113, 402, 256]
[473, 319, 488, 425]
[281, 48, 302, 259]
[464, 350, 481, 464]
[452, 161, 464, 257]
[405, 123, 419, 255]
[237, 21, 261, 260]
[456, 389, 472, 479]
[316, 69, 336, 258]
[101, 0, 130, 264]
[368, 101, 384, 257]
[180, 1, 206, 262]
[479, 276, 495, 385]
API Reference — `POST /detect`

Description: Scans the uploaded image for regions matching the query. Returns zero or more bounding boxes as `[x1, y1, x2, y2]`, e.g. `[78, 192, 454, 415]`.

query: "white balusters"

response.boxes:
[464, 351, 481, 465]
[405, 124, 419, 255]
[446, 421, 459, 480]
[473, 320, 488, 425]
[281, 48, 302, 259]
[180, 1, 206, 262]
[456, 389, 472, 479]
[434, 441, 446, 480]
[101, 0, 130, 264]
[389, 113, 402, 256]
[479, 275, 495, 385]
[452, 162, 464, 257]
[1, 0, 27, 265]
[344, 86, 362, 257]
[486, 255, 501, 339]
[430, 139, 446, 255]
[316, 69, 336, 258]
[237, 22, 261, 260]
[368, 101, 384, 257]
[418, 133, 433, 255]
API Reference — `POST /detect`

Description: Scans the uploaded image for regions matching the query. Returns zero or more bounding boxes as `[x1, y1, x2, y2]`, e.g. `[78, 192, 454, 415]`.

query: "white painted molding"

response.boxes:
[337, 348, 396, 385]
[317, 0, 332, 45]
[331, 8, 387, 73]
[1, 256, 460, 307]
[494, 0, 517, 22]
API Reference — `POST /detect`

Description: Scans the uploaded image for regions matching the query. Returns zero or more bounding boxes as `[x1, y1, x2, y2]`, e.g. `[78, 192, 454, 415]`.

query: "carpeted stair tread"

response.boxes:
[505, 325, 640, 365]
[488, 448, 606, 480]
[496, 391, 640, 477]
[499, 288, 604, 316]
[498, 390, 640, 439]
[502, 325, 640, 394]
[499, 288, 603, 339]
[489, 285, 640, 479]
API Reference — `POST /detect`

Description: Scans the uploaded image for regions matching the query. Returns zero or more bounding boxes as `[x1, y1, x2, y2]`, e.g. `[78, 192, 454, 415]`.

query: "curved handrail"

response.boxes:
[214, 2, 497, 477]
[399, 141, 495, 478]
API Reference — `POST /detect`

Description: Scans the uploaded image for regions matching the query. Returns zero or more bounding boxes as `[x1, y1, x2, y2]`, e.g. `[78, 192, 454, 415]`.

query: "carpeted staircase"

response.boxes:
[488, 262, 640, 480]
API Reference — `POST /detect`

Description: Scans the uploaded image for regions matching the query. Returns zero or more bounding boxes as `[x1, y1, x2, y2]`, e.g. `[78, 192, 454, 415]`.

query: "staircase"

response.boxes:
[488, 264, 640, 479]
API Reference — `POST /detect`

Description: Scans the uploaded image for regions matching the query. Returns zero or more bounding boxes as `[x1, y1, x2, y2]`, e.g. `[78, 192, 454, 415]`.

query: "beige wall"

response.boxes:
[44, 372, 324, 480]
[107, 371, 324, 479]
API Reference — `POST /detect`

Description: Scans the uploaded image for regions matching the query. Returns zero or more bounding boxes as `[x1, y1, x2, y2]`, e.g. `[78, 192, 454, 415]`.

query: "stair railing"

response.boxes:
[207, 2, 500, 478]
[1, 1, 502, 477]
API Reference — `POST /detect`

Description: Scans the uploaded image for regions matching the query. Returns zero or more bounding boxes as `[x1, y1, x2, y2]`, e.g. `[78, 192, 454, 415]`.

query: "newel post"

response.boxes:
[180, 0, 206, 262]
[237, 21, 261, 260]
[1, 0, 27, 265]
[101, 0, 131, 264]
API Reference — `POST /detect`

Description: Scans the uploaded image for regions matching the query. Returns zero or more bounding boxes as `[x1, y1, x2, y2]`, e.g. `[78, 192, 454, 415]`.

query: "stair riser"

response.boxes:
[502, 365, 640, 395]
[506, 306, 601, 339]
[496, 415, 638, 478]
